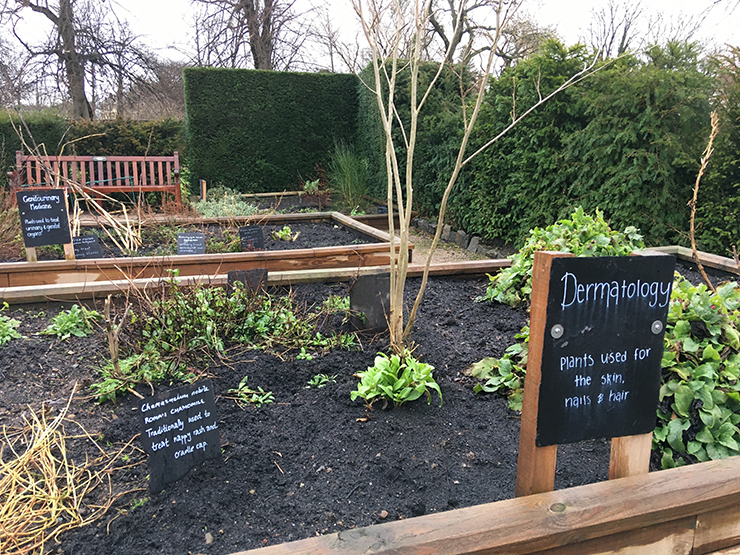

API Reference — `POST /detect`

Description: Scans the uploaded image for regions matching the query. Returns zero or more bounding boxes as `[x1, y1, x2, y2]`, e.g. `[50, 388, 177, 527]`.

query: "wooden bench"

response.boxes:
[7, 151, 182, 207]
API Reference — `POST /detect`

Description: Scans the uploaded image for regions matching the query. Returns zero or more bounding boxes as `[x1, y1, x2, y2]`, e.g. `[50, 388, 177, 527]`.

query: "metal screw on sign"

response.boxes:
[551, 324, 564, 339]
[651, 320, 664, 335]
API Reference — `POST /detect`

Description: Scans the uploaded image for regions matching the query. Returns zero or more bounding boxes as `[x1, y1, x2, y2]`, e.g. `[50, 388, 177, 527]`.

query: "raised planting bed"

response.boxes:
[0, 261, 736, 555]
[0, 212, 411, 291]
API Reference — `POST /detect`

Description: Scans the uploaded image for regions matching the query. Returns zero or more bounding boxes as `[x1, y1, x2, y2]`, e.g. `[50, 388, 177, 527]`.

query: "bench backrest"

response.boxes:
[10, 151, 180, 190]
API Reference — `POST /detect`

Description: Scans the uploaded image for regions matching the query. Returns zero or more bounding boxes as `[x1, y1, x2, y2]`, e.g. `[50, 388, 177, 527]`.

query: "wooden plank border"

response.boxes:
[227, 456, 740, 555]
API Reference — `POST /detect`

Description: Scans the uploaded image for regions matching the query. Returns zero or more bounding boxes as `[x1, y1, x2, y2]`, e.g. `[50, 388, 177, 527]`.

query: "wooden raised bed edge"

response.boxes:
[231, 456, 740, 555]
[0, 213, 407, 289]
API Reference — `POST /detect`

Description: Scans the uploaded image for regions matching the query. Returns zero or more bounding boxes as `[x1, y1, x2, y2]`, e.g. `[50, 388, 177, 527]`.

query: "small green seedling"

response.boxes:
[271, 225, 299, 242]
[228, 376, 274, 407]
[306, 373, 337, 389]
[0, 302, 22, 345]
[42, 304, 101, 340]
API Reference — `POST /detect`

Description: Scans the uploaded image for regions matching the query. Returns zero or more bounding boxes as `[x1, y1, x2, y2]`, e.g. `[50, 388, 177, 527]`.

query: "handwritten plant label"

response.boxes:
[177, 232, 206, 255]
[16, 190, 71, 248]
[138, 380, 220, 493]
[239, 226, 265, 251]
[73, 235, 104, 259]
[536, 255, 675, 446]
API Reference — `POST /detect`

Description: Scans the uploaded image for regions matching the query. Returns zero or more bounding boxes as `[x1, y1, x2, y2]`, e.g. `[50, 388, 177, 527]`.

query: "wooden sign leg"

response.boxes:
[609, 432, 653, 479]
[25, 246, 37, 263]
[63, 242, 75, 261]
[515, 251, 572, 497]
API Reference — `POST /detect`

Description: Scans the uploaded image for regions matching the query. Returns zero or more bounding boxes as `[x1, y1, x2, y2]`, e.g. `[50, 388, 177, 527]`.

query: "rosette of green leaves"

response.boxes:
[351, 351, 442, 408]
[655, 276, 740, 468]
[0, 302, 22, 346]
[480, 207, 644, 306]
[42, 304, 101, 340]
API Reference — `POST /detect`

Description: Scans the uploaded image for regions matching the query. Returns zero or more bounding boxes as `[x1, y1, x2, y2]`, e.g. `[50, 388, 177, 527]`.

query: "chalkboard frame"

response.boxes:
[16, 189, 72, 248]
[177, 232, 206, 256]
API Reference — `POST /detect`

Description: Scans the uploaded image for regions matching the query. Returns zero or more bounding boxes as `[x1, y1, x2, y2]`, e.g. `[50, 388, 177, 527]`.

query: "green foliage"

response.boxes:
[328, 141, 369, 212]
[271, 225, 297, 241]
[228, 376, 274, 407]
[306, 373, 337, 389]
[655, 276, 740, 468]
[184, 68, 358, 193]
[481, 207, 644, 307]
[321, 295, 350, 313]
[464, 326, 529, 411]
[42, 304, 101, 340]
[351, 351, 442, 408]
[90, 347, 192, 403]
[195, 187, 261, 218]
[0, 303, 22, 346]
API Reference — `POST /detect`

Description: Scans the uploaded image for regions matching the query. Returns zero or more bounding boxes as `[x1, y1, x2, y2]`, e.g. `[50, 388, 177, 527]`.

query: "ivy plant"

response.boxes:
[351, 351, 442, 409]
[479, 207, 644, 307]
[655, 276, 740, 468]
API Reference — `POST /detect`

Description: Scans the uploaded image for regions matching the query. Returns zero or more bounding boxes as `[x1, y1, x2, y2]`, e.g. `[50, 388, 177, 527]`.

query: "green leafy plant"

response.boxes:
[42, 304, 101, 340]
[0, 302, 22, 345]
[655, 276, 740, 468]
[271, 225, 299, 241]
[228, 376, 274, 407]
[321, 295, 350, 313]
[306, 373, 337, 389]
[480, 207, 644, 307]
[90, 347, 192, 403]
[351, 351, 442, 409]
[296, 346, 314, 361]
[132, 498, 148, 509]
[463, 325, 529, 411]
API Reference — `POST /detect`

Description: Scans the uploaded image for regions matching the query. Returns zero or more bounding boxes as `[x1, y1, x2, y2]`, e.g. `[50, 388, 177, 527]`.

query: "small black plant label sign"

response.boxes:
[73, 235, 104, 259]
[177, 232, 206, 255]
[239, 226, 265, 251]
[16, 190, 71, 248]
[536, 255, 675, 447]
[138, 380, 220, 494]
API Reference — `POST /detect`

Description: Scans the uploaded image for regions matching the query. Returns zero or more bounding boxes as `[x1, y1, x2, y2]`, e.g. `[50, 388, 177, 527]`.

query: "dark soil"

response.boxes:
[0, 260, 735, 555]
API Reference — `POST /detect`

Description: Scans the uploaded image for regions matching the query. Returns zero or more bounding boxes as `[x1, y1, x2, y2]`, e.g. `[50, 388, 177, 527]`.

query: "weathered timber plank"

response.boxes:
[0, 260, 513, 304]
[694, 504, 740, 555]
[228, 457, 740, 555]
[649, 246, 740, 275]
[330, 212, 393, 243]
[707, 546, 740, 555]
[531, 516, 695, 555]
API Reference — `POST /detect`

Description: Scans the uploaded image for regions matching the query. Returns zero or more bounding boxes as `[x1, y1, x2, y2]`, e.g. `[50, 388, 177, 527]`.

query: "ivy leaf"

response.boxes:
[673, 385, 693, 417]
[695, 427, 714, 443]
[667, 418, 690, 452]
[722, 324, 740, 351]
[703, 345, 721, 362]
[707, 443, 730, 460]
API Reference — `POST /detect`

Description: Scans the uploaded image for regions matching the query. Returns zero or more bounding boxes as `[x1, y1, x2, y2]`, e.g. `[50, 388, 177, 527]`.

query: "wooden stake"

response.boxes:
[25, 247, 37, 263]
[609, 432, 653, 479]
[200, 180, 207, 201]
[63, 242, 75, 261]
[515, 251, 572, 497]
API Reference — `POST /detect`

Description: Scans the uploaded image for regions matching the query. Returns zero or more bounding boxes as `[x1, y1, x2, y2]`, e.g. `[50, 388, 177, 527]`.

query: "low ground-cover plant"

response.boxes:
[0, 302, 22, 345]
[480, 207, 644, 307]
[42, 304, 101, 340]
[91, 347, 192, 403]
[306, 373, 337, 388]
[227, 376, 274, 407]
[271, 225, 299, 241]
[351, 351, 442, 409]
[195, 186, 261, 218]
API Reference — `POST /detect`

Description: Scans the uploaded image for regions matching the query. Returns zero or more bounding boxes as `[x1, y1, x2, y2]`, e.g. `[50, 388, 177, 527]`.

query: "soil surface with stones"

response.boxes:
[0, 260, 734, 555]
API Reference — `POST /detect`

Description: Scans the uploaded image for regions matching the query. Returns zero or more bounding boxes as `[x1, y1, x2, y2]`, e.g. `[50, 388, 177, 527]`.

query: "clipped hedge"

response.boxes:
[184, 68, 359, 193]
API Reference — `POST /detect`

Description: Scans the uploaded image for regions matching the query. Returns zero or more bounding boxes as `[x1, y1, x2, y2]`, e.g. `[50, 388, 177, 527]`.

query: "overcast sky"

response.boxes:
[14, 0, 740, 64]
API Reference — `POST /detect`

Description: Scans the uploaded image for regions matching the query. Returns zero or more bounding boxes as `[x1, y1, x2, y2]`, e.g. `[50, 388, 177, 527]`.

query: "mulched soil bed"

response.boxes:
[0, 261, 734, 555]
[3, 221, 377, 262]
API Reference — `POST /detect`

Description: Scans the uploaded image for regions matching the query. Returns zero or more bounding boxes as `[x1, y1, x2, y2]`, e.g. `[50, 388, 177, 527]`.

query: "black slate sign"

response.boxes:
[536, 255, 675, 447]
[16, 190, 71, 248]
[239, 226, 265, 251]
[73, 235, 104, 259]
[139, 380, 220, 494]
[177, 232, 206, 255]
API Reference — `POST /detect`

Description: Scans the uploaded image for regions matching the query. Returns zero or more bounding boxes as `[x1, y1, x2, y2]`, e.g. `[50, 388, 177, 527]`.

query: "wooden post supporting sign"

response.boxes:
[516, 251, 675, 496]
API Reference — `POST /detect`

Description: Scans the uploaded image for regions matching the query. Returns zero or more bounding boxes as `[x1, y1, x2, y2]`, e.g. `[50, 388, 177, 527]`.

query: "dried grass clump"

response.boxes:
[0, 392, 141, 554]
[0, 187, 23, 260]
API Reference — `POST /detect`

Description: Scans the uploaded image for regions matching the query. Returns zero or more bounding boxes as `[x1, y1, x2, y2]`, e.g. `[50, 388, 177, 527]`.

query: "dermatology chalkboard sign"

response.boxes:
[239, 225, 265, 251]
[177, 232, 206, 255]
[536, 255, 675, 447]
[16, 190, 71, 248]
[138, 380, 220, 494]
[73, 235, 104, 259]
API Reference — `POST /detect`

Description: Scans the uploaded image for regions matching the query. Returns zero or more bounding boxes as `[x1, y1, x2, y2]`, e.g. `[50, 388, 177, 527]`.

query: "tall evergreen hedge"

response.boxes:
[183, 68, 359, 193]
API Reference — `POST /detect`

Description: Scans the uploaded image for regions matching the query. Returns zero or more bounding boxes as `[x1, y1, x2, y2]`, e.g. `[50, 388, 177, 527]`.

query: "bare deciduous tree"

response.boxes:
[355, 0, 604, 354]
[190, 0, 312, 70]
[1, 0, 155, 119]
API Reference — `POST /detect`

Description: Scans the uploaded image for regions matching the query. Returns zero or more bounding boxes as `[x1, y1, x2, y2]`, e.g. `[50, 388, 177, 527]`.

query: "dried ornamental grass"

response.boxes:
[0, 390, 142, 555]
